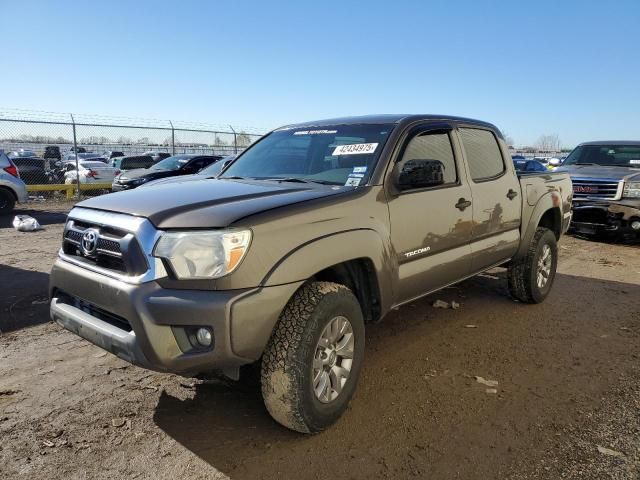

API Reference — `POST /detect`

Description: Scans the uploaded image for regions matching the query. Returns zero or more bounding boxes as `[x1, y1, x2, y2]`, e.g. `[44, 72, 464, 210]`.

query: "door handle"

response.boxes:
[507, 189, 518, 200]
[455, 198, 472, 211]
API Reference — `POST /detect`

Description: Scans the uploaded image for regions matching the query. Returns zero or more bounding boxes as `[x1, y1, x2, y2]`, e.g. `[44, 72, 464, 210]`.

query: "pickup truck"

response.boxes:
[49, 115, 573, 433]
[556, 141, 640, 238]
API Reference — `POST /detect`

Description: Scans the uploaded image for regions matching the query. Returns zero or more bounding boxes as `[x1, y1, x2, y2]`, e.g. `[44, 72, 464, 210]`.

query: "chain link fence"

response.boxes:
[0, 109, 263, 199]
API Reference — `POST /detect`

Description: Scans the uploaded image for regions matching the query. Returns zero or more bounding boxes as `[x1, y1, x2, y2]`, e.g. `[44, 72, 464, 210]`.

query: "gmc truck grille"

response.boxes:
[572, 178, 621, 200]
[62, 219, 148, 275]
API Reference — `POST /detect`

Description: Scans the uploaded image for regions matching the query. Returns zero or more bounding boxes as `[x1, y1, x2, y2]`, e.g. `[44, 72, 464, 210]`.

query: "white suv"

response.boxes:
[0, 150, 28, 214]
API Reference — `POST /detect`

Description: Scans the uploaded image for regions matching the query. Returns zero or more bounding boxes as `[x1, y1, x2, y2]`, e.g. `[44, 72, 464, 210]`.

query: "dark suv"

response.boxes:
[112, 154, 223, 190]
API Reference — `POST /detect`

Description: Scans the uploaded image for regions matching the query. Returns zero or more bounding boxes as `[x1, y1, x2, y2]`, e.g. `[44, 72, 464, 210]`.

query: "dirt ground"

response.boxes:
[1, 202, 639, 480]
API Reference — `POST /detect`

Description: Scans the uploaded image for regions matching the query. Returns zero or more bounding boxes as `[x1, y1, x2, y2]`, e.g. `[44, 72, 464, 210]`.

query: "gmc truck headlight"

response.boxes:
[623, 182, 640, 198]
[153, 229, 251, 279]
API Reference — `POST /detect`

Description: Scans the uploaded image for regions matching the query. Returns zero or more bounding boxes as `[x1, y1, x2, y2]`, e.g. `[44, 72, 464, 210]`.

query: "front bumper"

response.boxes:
[571, 200, 640, 235]
[50, 258, 302, 375]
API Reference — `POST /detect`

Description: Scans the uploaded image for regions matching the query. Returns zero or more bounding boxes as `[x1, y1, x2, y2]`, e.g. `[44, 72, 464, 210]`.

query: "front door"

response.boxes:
[387, 125, 473, 304]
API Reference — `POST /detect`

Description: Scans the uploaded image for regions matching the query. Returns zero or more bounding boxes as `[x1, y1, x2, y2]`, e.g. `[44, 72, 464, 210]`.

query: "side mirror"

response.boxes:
[54, 161, 62, 168]
[396, 159, 445, 191]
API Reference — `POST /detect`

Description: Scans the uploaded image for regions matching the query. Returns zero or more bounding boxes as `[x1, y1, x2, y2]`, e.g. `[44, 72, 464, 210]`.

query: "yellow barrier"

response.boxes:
[27, 183, 113, 200]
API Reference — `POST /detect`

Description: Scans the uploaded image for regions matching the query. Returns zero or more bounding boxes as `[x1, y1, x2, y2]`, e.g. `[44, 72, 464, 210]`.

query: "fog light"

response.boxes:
[195, 328, 212, 347]
[631, 220, 640, 231]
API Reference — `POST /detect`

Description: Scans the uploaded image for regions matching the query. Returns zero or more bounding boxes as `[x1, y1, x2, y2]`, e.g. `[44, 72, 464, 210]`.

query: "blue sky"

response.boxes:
[1, 0, 639, 147]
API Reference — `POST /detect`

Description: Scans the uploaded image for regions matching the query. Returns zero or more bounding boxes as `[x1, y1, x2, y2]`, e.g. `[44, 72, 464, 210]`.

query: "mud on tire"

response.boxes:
[508, 227, 558, 304]
[260, 281, 365, 433]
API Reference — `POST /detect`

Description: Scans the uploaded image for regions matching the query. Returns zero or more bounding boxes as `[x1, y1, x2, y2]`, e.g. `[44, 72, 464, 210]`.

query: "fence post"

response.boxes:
[229, 125, 237, 154]
[169, 120, 175, 155]
[70, 113, 80, 198]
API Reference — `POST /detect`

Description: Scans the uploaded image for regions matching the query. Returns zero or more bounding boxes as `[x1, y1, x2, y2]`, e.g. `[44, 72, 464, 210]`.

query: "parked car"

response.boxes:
[112, 154, 222, 191]
[0, 150, 28, 213]
[111, 155, 155, 174]
[548, 157, 563, 169]
[142, 151, 172, 162]
[63, 152, 105, 163]
[101, 150, 125, 161]
[68, 146, 87, 153]
[50, 114, 572, 433]
[44, 146, 62, 161]
[513, 159, 547, 173]
[8, 149, 39, 159]
[138, 155, 233, 189]
[63, 160, 119, 184]
[557, 141, 640, 238]
[12, 157, 49, 185]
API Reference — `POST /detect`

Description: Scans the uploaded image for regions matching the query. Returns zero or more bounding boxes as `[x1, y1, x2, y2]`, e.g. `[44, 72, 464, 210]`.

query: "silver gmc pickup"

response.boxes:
[50, 114, 573, 433]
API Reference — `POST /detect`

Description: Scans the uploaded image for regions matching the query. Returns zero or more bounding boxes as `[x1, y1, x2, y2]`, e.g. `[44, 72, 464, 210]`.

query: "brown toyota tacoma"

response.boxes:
[50, 115, 573, 433]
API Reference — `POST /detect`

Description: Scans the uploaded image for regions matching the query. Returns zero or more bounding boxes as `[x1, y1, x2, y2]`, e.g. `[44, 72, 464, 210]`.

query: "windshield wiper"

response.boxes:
[222, 175, 247, 180]
[261, 177, 311, 183]
[263, 177, 342, 185]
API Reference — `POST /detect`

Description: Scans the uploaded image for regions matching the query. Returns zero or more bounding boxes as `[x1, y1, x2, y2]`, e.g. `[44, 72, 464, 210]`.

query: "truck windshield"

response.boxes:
[221, 124, 395, 185]
[564, 144, 640, 167]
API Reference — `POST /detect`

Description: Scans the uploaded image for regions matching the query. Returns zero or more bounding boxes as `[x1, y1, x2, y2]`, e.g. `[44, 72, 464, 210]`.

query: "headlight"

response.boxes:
[128, 177, 149, 186]
[153, 229, 251, 279]
[623, 182, 640, 198]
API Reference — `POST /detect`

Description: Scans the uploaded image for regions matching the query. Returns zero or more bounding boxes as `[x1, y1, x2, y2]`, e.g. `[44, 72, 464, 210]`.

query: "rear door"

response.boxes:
[387, 124, 473, 303]
[456, 127, 521, 272]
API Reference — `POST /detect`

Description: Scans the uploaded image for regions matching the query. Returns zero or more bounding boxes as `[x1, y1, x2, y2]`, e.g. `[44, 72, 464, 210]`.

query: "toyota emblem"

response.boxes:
[81, 228, 100, 256]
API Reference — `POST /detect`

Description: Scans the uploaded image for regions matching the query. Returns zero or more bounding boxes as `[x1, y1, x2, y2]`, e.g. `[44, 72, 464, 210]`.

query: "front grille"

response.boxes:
[572, 178, 621, 200]
[62, 219, 148, 276]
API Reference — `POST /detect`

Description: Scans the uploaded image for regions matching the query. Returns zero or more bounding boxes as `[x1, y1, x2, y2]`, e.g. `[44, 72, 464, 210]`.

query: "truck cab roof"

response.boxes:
[278, 114, 502, 137]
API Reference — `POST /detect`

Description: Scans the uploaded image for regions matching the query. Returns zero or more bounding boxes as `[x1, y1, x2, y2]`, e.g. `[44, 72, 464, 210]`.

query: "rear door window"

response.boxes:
[459, 128, 505, 181]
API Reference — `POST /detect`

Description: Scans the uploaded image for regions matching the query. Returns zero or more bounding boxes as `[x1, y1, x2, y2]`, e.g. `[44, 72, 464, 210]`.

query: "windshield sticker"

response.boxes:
[348, 173, 364, 178]
[293, 129, 338, 135]
[630, 159, 640, 165]
[352, 166, 367, 173]
[345, 177, 362, 187]
[333, 143, 378, 156]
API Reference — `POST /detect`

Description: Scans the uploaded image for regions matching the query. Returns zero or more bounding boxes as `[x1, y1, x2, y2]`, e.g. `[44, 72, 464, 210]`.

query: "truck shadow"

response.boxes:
[0, 265, 51, 332]
[153, 272, 640, 479]
[0, 207, 68, 228]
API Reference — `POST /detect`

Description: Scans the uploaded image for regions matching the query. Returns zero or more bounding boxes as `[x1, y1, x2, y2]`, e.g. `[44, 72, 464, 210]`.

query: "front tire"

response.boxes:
[261, 281, 365, 433]
[508, 227, 558, 303]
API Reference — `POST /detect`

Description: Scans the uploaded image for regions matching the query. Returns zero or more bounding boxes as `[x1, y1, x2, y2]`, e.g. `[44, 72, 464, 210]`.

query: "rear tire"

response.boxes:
[508, 227, 558, 303]
[261, 281, 365, 433]
[0, 189, 16, 214]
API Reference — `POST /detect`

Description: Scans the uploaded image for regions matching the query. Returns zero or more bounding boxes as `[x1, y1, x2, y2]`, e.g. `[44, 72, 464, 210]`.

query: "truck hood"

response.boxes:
[557, 165, 640, 181]
[77, 178, 349, 228]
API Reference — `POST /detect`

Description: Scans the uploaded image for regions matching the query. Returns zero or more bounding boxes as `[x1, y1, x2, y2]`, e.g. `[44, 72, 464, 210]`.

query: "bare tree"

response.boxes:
[235, 132, 253, 147]
[502, 132, 514, 147]
[536, 134, 561, 152]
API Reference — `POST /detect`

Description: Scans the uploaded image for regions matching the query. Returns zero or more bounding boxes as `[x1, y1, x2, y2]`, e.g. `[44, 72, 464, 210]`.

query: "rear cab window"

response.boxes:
[459, 128, 505, 181]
